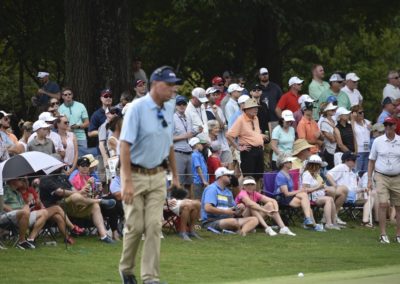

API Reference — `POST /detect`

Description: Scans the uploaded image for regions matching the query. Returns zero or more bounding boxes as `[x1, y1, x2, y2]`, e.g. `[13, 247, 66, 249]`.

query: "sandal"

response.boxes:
[361, 221, 374, 228]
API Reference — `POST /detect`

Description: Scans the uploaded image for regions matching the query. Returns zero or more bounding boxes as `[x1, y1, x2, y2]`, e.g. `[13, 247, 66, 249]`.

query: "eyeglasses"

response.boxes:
[50, 102, 59, 106]
[102, 94, 112, 99]
[157, 108, 168, 128]
[78, 162, 90, 167]
[62, 92, 72, 96]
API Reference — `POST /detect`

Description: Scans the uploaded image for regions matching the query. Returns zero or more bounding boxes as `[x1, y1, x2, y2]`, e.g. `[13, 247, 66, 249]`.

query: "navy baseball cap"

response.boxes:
[341, 151, 359, 162]
[175, 95, 188, 105]
[150, 66, 181, 84]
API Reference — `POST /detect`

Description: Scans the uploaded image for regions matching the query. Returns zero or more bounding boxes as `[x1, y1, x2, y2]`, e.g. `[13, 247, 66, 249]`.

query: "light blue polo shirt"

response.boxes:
[120, 94, 174, 169]
[59, 101, 89, 141]
[201, 182, 235, 221]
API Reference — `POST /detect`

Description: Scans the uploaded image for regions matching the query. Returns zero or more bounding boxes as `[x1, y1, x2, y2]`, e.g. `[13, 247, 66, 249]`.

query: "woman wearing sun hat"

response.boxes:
[235, 176, 296, 236]
[301, 155, 341, 230]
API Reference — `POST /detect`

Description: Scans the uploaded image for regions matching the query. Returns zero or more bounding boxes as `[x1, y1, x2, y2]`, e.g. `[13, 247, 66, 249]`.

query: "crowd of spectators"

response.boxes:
[1, 63, 400, 248]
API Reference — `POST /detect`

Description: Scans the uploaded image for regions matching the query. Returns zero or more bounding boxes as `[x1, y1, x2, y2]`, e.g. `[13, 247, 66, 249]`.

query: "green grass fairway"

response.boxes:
[1, 223, 399, 283]
[226, 265, 400, 284]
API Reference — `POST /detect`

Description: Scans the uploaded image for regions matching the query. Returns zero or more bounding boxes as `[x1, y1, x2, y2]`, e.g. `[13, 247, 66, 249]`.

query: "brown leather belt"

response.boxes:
[131, 164, 165, 175]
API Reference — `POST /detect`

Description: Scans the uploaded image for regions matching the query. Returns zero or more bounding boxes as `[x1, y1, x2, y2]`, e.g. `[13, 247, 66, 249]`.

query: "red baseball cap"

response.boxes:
[383, 116, 397, 125]
[212, 76, 224, 85]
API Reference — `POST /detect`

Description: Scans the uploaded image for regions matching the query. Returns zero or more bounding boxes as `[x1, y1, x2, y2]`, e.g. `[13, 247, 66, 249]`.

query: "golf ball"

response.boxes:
[298, 272, 304, 277]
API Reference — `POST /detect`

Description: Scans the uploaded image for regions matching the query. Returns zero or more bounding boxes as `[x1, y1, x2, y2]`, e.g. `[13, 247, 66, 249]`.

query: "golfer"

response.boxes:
[119, 66, 181, 284]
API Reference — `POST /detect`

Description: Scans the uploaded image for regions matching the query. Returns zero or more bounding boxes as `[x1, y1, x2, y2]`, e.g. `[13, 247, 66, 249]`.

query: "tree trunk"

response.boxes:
[253, 10, 282, 87]
[64, 0, 132, 114]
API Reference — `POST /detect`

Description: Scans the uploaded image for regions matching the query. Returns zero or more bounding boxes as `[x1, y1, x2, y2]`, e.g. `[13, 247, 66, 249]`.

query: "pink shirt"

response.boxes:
[70, 173, 91, 191]
[235, 190, 263, 205]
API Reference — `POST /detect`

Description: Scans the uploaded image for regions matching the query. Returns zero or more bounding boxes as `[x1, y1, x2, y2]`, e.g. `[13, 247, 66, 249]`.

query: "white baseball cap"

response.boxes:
[205, 87, 220, 95]
[345, 72, 360, 81]
[37, 72, 49, 78]
[192, 87, 208, 103]
[215, 167, 235, 179]
[288, 76, 304, 87]
[306, 154, 328, 167]
[281, 110, 295, 122]
[32, 120, 51, 132]
[259, 67, 269, 75]
[238, 95, 250, 104]
[188, 137, 201, 147]
[227, 83, 244, 93]
[323, 102, 338, 112]
[298, 94, 314, 105]
[335, 107, 351, 117]
[243, 177, 256, 185]
[329, 73, 344, 82]
[0, 110, 11, 117]
[38, 112, 57, 122]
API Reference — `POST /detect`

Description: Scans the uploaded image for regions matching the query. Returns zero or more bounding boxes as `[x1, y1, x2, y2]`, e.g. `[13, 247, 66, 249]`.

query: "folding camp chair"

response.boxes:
[162, 199, 181, 234]
[0, 214, 19, 248]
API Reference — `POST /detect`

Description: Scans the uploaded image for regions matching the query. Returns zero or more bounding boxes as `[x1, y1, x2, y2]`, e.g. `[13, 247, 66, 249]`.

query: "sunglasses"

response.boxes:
[390, 76, 400, 80]
[62, 92, 72, 96]
[102, 94, 112, 99]
[260, 73, 268, 76]
[2, 117, 10, 121]
[157, 108, 168, 128]
[252, 89, 262, 92]
[50, 102, 59, 106]
[384, 123, 396, 127]
[358, 111, 364, 115]
[79, 162, 90, 167]
[217, 83, 224, 86]
[176, 102, 187, 106]
[62, 121, 69, 125]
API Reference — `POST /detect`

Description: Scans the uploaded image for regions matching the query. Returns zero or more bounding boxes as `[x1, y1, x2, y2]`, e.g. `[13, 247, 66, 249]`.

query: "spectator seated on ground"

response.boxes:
[3, 182, 49, 249]
[235, 176, 296, 236]
[273, 153, 323, 231]
[9, 177, 83, 243]
[200, 167, 258, 236]
[166, 187, 202, 241]
[301, 155, 341, 230]
[325, 151, 354, 226]
[39, 167, 116, 243]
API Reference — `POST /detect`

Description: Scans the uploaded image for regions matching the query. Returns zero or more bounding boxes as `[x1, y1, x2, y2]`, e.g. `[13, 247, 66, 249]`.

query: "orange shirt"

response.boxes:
[296, 117, 320, 154]
[227, 113, 264, 147]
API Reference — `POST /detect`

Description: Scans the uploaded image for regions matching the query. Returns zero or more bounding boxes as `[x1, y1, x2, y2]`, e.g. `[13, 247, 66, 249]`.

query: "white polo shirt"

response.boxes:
[341, 85, 363, 107]
[383, 84, 400, 100]
[327, 163, 357, 191]
[185, 101, 209, 134]
[369, 133, 400, 175]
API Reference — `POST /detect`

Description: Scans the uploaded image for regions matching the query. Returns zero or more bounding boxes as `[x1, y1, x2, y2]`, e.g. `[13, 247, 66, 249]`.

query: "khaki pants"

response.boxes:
[119, 171, 166, 282]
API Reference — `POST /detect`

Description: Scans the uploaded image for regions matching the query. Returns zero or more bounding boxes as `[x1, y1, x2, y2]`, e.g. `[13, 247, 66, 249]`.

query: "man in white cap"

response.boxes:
[185, 87, 209, 134]
[258, 67, 282, 132]
[33, 72, 61, 111]
[319, 73, 351, 110]
[341, 72, 363, 106]
[224, 83, 244, 122]
[308, 64, 330, 120]
[200, 167, 258, 236]
[276, 76, 304, 118]
[383, 70, 400, 101]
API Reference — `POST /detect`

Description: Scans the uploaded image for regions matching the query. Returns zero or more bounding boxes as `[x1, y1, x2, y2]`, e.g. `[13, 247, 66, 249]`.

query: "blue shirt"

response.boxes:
[201, 182, 235, 221]
[120, 94, 174, 169]
[191, 150, 208, 184]
[274, 170, 293, 195]
[59, 101, 89, 141]
[377, 110, 390, 124]
[228, 109, 242, 129]
[37, 81, 60, 106]
[89, 107, 107, 132]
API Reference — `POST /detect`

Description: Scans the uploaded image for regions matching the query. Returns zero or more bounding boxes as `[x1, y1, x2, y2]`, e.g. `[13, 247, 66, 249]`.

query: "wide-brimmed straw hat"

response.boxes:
[292, 139, 313, 156]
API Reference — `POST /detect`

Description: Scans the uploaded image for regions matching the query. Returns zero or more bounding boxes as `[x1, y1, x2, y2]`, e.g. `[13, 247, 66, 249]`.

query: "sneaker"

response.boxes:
[27, 239, 36, 247]
[178, 232, 192, 241]
[303, 217, 315, 228]
[279, 226, 296, 236]
[313, 224, 326, 232]
[207, 226, 221, 234]
[336, 216, 347, 226]
[71, 225, 85, 236]
[265, 227, 277, 236]
[395, 236, 400, 243]
[188, 231, 203, 240]
[17, 241, 35, 250]
[379, 235, 390, 244]
[222, 229, 237, 235]
[100, 235, 115, 244]
[325, 224, 341, 231]
[100, 199, 116, 209]
[119, 271, 137, 284]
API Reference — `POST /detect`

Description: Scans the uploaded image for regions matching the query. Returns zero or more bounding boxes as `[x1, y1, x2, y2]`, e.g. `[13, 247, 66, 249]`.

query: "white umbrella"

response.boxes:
[0, 151, 64, 194]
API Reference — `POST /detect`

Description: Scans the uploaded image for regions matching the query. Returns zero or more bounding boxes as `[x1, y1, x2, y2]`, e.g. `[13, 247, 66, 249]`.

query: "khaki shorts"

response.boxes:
[374, 172, 400, 206]
[63, 197, 94, 219]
